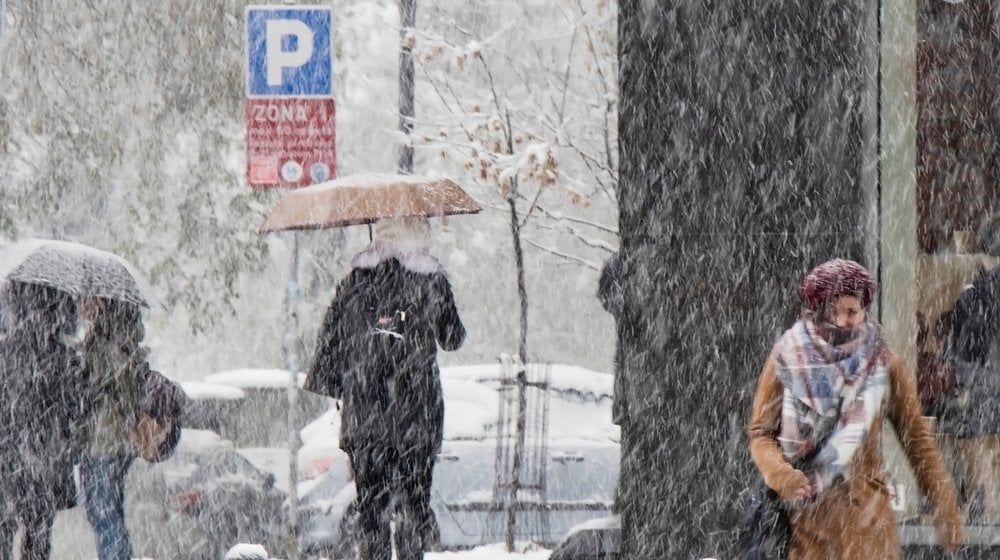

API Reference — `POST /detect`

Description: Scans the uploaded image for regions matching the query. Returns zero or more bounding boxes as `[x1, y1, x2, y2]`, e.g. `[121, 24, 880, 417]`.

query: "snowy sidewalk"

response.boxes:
[219, 542, 552, 560]
[425, 543, 552, 559]
[223, 542, 552, 560]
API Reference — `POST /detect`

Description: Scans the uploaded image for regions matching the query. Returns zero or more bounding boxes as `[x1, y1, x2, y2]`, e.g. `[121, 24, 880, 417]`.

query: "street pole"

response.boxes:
[398, 0, 416, 175]
[283, 231, 301, 560]
[281, 6, 302, 560]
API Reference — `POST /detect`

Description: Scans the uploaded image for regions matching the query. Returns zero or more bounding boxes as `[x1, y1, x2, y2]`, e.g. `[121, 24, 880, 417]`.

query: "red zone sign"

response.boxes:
[245, 98, 337, 188]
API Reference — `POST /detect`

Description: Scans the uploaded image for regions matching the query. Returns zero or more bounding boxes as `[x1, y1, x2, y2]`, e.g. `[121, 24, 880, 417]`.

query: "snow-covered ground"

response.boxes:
[425, 543, 551, 560]
[52, 510, 553, 560]
[269, 542, 552, 560]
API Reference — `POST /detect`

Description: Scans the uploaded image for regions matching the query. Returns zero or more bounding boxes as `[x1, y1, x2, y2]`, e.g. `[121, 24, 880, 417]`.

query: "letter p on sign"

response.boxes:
[246, 5, 333, 97]
[266, 19, 314, 86]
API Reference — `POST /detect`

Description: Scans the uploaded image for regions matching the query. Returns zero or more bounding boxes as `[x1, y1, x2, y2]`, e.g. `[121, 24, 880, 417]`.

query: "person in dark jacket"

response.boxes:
[597, 250, 630, 517]
[304, 217, 466, 560]
[944, 264, 1000, 523]
[597, 250, 627, 426]
[0, 281, 90, 560]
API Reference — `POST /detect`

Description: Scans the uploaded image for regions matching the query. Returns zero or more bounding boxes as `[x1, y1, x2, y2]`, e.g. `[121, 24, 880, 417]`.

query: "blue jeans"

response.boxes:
[81, 455, 134, 560]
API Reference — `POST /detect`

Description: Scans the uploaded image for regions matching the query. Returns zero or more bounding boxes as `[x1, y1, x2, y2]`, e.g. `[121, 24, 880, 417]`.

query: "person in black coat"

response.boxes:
[944, 265, 1000, 522]
[0, 281, 91, 560]
[304, 217, 466, 560]
[597, 250, 627, 426]
[945, 265, 1000, 438]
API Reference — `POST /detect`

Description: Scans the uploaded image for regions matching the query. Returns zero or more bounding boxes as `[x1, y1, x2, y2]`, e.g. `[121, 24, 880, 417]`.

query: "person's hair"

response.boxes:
[92, 298, 145, 353]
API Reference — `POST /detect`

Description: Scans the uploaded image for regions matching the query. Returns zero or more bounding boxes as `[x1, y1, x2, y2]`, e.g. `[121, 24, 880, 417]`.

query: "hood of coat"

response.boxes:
[352, 240, 442, 275]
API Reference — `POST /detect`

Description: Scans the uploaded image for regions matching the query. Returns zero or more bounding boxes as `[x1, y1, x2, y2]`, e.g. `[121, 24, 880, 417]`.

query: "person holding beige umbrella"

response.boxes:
[261, 173, 478, 560]
[303, 216, 466, 560]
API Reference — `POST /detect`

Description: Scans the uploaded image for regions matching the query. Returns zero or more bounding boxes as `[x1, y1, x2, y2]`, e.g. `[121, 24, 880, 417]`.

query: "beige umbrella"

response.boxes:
[258, 173, 481, 233]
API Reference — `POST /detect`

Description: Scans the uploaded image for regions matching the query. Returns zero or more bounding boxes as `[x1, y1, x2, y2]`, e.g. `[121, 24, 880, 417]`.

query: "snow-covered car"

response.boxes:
[126, 429, 287, 560]
[296, 363, 620, 555]
[549, 516, 620, 560]
[126, 370, 332, 560]
[201, 368, 331, 448]
[179, 380, 247, 439]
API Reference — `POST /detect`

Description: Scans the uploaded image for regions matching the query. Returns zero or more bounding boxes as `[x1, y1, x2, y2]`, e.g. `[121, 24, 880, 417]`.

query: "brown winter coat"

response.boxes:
[748, 352, 964, 560]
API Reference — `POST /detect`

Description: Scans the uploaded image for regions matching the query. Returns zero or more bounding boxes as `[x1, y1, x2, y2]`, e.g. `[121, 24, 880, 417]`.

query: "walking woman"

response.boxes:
[748, 259, 964, 559]
[78, 297, 148, 560]
[305, 217, 466, 560]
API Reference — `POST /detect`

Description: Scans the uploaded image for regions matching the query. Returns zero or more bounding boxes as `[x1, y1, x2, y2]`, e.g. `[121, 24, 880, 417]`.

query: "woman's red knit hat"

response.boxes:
[799, 258, 876, 311]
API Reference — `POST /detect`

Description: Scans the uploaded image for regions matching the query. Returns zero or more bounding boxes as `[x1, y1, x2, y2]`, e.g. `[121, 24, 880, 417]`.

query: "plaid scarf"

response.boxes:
[773, 316, 888, 496]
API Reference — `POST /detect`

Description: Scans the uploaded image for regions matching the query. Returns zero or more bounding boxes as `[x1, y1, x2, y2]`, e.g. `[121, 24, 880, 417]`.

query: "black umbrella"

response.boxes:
[0, 238, 160, 307]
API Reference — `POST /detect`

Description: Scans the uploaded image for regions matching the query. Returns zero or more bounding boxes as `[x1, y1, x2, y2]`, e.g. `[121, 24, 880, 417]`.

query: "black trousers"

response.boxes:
[0, 499, 56, 560]
[347, 445, 439, 560]
[0, 466, 74, 560]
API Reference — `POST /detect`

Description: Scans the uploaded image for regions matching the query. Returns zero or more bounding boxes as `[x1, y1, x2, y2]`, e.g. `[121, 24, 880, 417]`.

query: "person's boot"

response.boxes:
[422, 510, 442, 552]
[332, 501, 360, 559]
[392, 510, 437, 560]
[356, 521, 392, 560]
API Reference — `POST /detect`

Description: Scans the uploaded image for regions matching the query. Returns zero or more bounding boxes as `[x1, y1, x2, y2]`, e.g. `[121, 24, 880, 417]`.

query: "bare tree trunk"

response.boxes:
[509, 196, 529, 364]
[506, 193, 529, 550]
[505, 110, 530, 548]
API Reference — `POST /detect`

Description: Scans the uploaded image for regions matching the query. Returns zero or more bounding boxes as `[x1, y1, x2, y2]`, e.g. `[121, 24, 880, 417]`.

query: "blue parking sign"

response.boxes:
[246, 5, 333, 97]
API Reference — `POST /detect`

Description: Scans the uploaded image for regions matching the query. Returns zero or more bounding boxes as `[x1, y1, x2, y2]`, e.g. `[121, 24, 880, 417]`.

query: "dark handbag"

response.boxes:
[134, 369, 186, 463]
[737, 482, 791, 560]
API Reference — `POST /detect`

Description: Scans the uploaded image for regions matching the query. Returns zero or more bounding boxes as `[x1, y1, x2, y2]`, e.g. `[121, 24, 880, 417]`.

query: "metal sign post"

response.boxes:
[245, 5, 337, 559]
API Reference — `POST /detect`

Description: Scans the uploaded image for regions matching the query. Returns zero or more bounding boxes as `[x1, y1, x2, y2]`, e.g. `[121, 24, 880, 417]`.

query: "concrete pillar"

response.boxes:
[880, 0, 920, 371]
